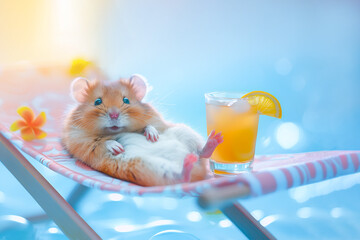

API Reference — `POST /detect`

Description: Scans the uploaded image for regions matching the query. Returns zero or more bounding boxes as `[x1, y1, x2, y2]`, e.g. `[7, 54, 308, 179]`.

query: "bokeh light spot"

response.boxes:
[219, 219, 232, 228]
[48, 227, 59, 234]
[186, 211, 202, 222]
[331, 207, 343, 218]
[276, 122, 300, 149]
[108, 193, 124, 201]
[297, 207, 312, 219]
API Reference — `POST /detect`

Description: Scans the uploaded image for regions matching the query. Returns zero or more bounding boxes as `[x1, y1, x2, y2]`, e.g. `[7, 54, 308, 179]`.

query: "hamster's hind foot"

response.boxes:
[182, 153, 198, 182]
[199, 130, 224, 159]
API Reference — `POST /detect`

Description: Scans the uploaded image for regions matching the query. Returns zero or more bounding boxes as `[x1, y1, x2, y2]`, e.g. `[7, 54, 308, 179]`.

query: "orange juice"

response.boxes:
[205, 95, 259, 164]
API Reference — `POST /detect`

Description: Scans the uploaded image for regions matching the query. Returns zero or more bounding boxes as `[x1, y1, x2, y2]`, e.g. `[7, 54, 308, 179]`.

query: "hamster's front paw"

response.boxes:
[105, 140, 124, 156]
[144, 125, 159, 142]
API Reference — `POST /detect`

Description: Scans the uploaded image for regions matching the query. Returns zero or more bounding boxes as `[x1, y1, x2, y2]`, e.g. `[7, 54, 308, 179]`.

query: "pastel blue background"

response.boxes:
[97, 0, 360, 154]
[1, 1, 360, 239]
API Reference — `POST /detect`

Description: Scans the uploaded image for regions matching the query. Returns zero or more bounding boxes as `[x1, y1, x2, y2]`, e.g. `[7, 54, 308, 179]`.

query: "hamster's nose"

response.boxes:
[109, 111, 119, 120]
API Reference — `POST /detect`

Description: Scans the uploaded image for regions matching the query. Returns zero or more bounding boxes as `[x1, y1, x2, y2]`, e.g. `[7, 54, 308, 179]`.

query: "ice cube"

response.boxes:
[229, 99, 250, 113]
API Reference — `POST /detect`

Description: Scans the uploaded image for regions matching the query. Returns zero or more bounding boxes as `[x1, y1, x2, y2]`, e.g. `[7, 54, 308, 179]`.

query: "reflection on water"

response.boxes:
[289, 172, 360, 203]
[260, 215, 281, 227]
[251, 209, 265, 220]
[149, 230, 200, 240]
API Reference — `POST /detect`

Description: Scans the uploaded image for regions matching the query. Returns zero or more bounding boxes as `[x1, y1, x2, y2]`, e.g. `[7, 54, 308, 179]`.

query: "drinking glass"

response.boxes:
[205, 92, 259, 174]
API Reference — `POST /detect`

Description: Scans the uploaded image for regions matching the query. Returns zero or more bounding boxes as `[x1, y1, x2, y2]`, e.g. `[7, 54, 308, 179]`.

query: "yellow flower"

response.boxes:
[69, 58, 94, 76]
[10, 106, 47, 141]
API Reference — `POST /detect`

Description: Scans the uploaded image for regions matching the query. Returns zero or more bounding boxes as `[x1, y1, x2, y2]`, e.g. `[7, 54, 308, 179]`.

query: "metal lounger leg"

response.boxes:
[221, 202, 276, 240]
[26, 184, 91, 223]
[198, 183, 276, 240]
[0, 133, 101, 240]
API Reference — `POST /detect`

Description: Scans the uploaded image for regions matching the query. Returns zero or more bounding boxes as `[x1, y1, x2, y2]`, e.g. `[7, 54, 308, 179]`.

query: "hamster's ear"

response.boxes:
[129, 74, 148, 101]
[70, 77, 90, 103]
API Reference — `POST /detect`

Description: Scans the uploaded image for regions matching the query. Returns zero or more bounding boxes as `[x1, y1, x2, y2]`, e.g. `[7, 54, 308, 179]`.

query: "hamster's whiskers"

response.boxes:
[149, 101, 175, 107]
[150, 90, 174, 103]
[72, 121, 96, 130]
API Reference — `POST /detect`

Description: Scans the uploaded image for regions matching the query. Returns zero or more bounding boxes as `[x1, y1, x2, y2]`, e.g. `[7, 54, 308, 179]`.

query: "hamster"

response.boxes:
[62, 74, 223, 186]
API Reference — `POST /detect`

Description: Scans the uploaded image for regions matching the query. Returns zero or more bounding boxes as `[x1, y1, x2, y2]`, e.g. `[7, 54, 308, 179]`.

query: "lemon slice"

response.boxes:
[241, 91, 282, 118]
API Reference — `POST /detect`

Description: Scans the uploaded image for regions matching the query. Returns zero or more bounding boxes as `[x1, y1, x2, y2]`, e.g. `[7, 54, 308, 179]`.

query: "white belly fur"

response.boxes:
[115, 125, 202, 172]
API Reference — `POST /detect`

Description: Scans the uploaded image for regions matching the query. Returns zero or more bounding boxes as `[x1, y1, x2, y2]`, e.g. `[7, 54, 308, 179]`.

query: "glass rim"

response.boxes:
[205, 92, 247, 100]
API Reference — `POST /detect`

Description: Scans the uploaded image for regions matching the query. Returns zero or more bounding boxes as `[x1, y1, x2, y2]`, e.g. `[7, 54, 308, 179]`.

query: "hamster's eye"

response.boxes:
[123, 97, 130, 104]
[94, 98, 102, 106]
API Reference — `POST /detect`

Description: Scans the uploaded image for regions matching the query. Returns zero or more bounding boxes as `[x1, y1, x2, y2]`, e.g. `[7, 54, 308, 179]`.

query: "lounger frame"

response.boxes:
[0, 131, 274, 239]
